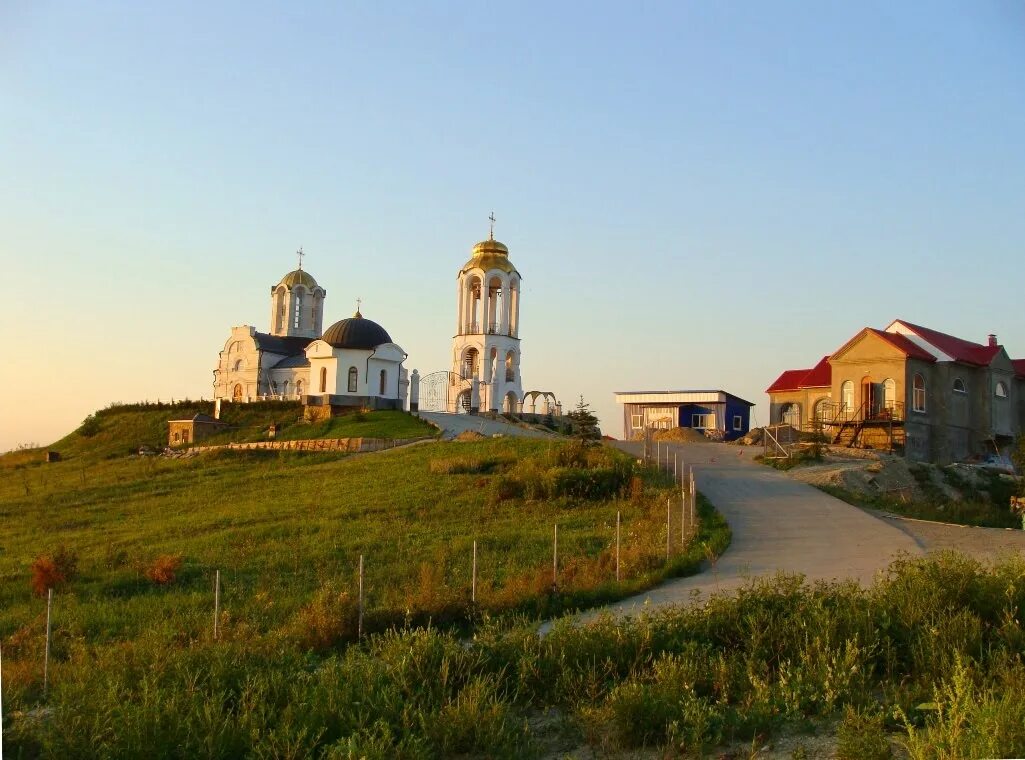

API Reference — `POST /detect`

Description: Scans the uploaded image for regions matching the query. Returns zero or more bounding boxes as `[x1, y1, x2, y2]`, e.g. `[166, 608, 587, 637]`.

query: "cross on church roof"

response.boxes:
[488, 211, 496, 240]
[355, 297, 362, 317]
[296, 247, 304, 270]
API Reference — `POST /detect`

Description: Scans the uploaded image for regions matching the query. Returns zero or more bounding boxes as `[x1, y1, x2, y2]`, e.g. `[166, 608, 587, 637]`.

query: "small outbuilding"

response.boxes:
[614, 390, 755, 441]
[168, 413, 229, 447]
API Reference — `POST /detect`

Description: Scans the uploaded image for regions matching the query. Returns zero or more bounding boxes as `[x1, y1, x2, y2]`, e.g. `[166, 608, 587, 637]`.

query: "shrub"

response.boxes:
[295, 584, 359, 650]
[77, 413, 101, 437]
[144, 554, 183, 585]
[29, 545, 78, 596]
[837, 705, 891, 760]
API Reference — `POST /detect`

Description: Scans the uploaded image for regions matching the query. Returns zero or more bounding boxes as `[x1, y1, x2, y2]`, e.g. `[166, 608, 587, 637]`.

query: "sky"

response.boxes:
[2, 1, 1024, 450]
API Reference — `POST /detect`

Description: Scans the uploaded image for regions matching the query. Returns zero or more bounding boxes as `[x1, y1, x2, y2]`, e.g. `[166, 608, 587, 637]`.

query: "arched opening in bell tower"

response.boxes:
[461, 347, 479, 380]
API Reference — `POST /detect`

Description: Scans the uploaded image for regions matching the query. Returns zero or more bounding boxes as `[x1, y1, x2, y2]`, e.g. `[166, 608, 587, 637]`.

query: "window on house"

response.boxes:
[733, 415, 743, 431]
[630, 414, 643, 429]
[692, 413, 715, 429]
[379, 369, 387, 395]
[841, 381, 854, 410]
[172, 432, 180, 442]
[996, 381, 1008, 398]
[347, 366, 358, 393]
[953, 378, 966, 394]
[319, 367, 327, 393]
[913, 373, 926, 412]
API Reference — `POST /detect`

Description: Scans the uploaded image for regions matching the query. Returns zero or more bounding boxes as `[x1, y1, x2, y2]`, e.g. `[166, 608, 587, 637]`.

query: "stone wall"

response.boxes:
[189, 437, 426, 454]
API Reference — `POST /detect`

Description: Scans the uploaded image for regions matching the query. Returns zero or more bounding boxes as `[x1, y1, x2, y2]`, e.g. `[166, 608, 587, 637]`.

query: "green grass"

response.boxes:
[7, 553, 1025, 758]
[1, 412, 730, 757]
[272, 410, 437, 442]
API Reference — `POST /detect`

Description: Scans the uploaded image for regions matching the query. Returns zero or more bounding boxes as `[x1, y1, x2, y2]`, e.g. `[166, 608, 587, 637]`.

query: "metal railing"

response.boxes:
[461, 322, 517, 337]
[817, 400, 905, 427]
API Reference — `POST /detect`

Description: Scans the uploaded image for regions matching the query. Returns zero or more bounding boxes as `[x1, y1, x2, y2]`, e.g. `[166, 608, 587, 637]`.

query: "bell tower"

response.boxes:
[450, 217, 523, 413]
[269, 248, 327, 338]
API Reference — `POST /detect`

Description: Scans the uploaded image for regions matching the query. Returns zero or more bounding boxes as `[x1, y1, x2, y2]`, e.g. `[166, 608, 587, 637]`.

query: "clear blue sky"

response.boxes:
[2, 1, 1024, 450]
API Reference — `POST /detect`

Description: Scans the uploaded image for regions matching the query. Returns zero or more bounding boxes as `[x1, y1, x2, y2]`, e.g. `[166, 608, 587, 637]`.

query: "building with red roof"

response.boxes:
[766, 320, 1024, 464]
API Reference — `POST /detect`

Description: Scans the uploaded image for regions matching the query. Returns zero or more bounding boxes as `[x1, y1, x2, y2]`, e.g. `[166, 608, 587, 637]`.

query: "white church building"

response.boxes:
[212, 257, 408, 412]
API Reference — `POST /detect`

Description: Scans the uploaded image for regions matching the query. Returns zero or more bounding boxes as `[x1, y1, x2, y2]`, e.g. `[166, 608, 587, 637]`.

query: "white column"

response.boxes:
[501, 276, 511, 334]
[453, 276, 461, 334]
[480, 277, 490, 334]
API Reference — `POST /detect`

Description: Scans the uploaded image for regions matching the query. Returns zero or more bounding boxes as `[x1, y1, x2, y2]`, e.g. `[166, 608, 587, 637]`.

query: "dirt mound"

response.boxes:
[786, 452, 923, 501]
[653, 427, 712, 443]
[453, 430, 486, 442]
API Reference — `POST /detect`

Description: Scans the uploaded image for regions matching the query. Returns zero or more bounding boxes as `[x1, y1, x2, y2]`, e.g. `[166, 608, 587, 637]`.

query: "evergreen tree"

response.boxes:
[566, 395, 601, 442]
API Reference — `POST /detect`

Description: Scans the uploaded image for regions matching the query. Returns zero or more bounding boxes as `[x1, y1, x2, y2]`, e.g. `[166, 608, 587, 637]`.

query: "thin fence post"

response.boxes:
[615, 510, 621, 582]
[213, 569, 221, 640]
[43, 587, 53, 700]
[553, 525, 558, 589]
[674, 452, 678, 479]
[666, 497, 671, 561]
[358, 554, 365, 639]
[472, 540, 477, 604]
[681, 486, 687, 544]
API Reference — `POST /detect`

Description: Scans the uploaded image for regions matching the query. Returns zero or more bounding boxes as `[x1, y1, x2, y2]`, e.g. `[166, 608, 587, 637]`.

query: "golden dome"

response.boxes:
[461, 237, 519, 276]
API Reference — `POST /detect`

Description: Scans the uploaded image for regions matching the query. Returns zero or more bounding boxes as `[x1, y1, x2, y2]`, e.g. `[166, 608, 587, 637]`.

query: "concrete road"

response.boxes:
[418, 411, 558, 440]
[601, 440, 924, 615]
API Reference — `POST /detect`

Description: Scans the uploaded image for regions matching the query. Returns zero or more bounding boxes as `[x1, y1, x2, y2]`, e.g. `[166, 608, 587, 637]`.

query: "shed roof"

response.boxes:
[614, 390, 754, 406]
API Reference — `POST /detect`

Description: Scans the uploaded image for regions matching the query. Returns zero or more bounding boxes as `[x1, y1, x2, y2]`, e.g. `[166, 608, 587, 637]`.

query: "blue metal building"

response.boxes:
[614, 390, 755, 441]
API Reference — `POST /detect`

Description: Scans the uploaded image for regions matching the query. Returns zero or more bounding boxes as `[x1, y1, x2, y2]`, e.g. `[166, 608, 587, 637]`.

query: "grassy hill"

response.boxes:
[23, 401, 437, 462]
[1, 407, 728, 757]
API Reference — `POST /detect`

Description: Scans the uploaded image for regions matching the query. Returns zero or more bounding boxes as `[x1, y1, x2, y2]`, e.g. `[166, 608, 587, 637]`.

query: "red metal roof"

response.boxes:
[766, 356, 832, 394]
[802, 355, 832, 387]
[1013, 359, 1025, 378]
[766, 368, 813, 394]
[891, 320, 1001, 366]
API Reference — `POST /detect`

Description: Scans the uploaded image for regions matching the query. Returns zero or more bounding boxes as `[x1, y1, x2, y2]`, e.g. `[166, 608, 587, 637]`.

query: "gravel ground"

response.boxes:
[873, 509, 1025, 562]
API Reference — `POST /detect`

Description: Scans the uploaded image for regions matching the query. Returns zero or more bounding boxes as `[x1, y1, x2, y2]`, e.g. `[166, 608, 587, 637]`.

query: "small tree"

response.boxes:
[566, 395, 601, 443]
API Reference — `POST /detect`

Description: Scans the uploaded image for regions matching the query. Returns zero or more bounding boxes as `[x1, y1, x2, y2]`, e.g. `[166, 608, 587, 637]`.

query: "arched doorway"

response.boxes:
[232, 384, 243, 402]
[504, 391, 518, 414]
[779, 402, 801, 429]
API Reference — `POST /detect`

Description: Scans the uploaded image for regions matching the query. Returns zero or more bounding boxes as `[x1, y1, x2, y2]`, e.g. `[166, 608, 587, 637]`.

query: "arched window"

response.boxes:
[953, 378, 966, 394]
[232, 384, 243, 402]
[883, 378, 896, 410]
[347, 366, 358, 393]
[995, 381, 1008, 398]
[293, 293, 303, 329]
[319, 367, 327, 393]
[282, 380, 290, 396]
[233, 359, 243, 372]
[296, 379, 304, 397]
[505, 350, 515, 382]
[841, 380, 854, 411]
[379, 369, 387, 395]
[913, 373, 926, 412]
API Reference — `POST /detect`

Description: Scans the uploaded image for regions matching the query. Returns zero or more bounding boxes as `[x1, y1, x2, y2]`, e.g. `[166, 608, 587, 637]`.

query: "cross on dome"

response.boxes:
[296, 247, 304, 270]
[488, 211, 496, 240]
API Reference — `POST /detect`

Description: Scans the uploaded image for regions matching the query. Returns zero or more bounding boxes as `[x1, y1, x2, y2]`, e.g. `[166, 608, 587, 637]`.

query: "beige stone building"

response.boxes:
[767, 319, 1025, 463]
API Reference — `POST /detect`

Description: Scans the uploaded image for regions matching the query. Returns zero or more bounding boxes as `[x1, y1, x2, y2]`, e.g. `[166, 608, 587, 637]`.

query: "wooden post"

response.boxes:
[472, 540, 477, 604]
[43, 587, 53, 700]
[615, 510, 621, 582]
[358, 554, 365, 639]
[213, 569, 221, 641]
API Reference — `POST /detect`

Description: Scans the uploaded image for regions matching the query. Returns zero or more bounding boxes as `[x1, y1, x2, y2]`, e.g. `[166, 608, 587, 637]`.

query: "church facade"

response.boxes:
[213, 260, 408, 411]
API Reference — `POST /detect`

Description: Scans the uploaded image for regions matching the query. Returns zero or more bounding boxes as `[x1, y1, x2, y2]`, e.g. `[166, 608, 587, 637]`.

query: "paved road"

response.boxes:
[418, 411, 558, 440]
[601, 440, 924, 615]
